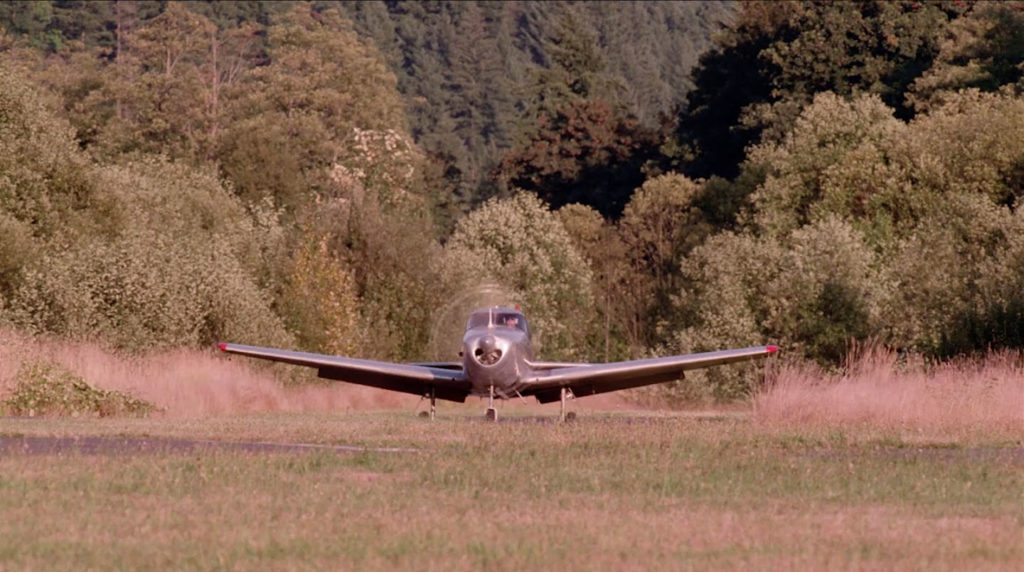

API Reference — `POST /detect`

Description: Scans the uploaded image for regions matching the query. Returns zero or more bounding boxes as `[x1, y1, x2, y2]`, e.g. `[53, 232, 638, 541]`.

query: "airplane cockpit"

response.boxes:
[466, 308, 529, 335]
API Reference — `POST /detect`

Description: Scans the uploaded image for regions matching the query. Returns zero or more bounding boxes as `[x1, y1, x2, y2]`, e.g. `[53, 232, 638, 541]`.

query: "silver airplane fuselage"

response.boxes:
[460, 307, 532, 398]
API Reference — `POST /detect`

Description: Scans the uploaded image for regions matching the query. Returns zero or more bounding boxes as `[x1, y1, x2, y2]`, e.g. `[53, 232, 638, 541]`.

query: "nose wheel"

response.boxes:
[485, 384, 498, 421]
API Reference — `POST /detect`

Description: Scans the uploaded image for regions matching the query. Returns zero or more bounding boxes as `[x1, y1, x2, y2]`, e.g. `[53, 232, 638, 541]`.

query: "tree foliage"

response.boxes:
[495, 98, 659, 217]
[674, 1, 961, 180]
[441, 193, 593, 360]
[0, 67, 290, 350]
[676, 89, 1024, 388]
[2, 1, 1024, 406]
[907, 1, 1024, 113]
[220, 5, 405, 212]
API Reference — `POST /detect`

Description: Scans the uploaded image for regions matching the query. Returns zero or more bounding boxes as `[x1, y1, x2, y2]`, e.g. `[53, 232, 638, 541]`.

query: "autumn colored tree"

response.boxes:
[495, 98, 658, 217]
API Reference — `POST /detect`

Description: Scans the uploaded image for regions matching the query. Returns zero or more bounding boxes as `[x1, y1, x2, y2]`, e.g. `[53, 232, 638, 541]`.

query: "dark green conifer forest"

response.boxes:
[1, 1, 1021, 400]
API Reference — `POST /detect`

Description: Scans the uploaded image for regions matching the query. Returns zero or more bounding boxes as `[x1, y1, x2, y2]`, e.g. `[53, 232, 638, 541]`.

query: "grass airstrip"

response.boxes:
[0, 336, 1021, 569]
[0, 409, 1020, 570]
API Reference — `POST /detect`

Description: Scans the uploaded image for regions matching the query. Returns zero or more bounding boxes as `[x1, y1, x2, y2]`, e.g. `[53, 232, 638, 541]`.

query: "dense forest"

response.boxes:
[1, 1, 1022, 400]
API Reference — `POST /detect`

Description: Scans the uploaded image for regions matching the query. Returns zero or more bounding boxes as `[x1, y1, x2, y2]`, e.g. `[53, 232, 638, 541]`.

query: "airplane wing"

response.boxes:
[218, 343, 472, 402]
[526, 361, 591, 370]
[520, 346, 777, 403]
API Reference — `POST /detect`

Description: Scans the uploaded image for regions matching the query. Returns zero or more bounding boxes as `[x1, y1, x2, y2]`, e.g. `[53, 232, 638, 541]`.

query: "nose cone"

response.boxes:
[473, 335, 503, 366]
[480, 335, 497, 351]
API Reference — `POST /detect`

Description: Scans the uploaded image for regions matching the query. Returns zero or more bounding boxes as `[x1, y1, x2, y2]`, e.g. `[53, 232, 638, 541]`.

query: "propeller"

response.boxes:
[426, 282, 518, 361]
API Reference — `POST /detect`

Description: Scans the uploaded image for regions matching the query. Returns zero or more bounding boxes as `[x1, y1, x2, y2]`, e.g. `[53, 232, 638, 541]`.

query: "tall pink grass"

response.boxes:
[0, 330, 634, 418]
[755, 345, 1024, 440]
[0, 329, 414, 417]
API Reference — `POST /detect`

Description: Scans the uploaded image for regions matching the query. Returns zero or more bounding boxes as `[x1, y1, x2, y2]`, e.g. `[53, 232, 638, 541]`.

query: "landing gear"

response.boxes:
[485, 385, 498, 421]
[419, 386, 436, 420]
[429, 386, 436, 420]
[559, 386, 575, 422]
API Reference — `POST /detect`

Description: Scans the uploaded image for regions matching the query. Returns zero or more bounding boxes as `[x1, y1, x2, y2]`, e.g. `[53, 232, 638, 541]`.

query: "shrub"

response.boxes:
[3, 360, 157, 418]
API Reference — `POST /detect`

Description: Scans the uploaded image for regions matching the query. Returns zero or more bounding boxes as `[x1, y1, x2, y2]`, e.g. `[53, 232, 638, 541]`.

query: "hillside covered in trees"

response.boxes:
[1, 1, 1022, 401]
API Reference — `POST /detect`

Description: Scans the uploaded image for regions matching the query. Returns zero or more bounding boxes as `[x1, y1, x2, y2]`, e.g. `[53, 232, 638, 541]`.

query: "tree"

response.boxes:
[278, 221, 363, 356]
[556, 202, 628, 361]
[105, 2, 216, 158]
[440, 192, 594, 360]
[219, 5, 406, 212]
[618, 173, 711, 349]
[519, 8, 615, 122]
[907, 1, 1024, 113]
[671, 2, 792, 180]
[3, 150, 291, 351]
[746, 92, 907, 244]
[323, 127, 444, 361]
[495, 97, 659, 217]
[0, 60, 101, 266]
[0, 0, 62, 51]
[670, 88, 1024, 377]
[674, 1, 961, 180]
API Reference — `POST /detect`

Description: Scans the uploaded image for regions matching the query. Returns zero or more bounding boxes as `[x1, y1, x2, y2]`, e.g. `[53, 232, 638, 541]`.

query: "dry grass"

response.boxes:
[755, 345, 1024, 442]
[0, 413, 1020, 570]
[2, 330, 1021, 440]
[0, 331, 1021, 568]
[0, 329, 414, 417]
[0, 329, 631, 419]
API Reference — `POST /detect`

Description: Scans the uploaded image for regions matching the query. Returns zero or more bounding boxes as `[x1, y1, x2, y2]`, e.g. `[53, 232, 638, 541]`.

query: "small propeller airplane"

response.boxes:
[219, 306, 778, 421]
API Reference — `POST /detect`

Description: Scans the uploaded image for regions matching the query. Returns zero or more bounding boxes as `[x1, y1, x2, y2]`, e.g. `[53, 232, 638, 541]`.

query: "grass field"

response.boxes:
[0, 333, 1021, 569]
[0, 411, 1021, 571]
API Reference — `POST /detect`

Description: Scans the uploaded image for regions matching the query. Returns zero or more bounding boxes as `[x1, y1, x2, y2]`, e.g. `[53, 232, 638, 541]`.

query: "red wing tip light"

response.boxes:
[217, 342, 228, 352]
[766, 345, 779, 354]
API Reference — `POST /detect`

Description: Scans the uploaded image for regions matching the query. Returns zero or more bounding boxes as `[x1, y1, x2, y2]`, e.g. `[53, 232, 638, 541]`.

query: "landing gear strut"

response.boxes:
[485, 385, 498, 421]
[418, 386, 437, 420]
[429, 386, 436, 420]
[559, 386, 576, 422]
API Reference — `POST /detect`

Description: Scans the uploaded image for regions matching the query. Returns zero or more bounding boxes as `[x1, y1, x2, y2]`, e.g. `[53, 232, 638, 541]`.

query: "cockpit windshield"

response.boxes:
[496, 312, 526, 332]
[466, 312, 490, 330]
[465, 309, 529, 334]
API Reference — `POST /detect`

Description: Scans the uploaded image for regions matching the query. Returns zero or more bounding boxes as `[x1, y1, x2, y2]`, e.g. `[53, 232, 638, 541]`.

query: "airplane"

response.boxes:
[218, 306, 778, 421]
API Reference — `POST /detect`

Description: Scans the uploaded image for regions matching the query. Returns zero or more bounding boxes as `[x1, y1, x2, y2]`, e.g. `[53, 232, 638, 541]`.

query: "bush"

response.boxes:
[5, 158, 292, 351]
[3, 360, 157, 418]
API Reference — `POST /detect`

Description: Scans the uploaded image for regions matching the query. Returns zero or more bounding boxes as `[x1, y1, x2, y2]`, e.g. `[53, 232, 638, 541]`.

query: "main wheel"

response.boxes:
[485, 407, 497, 421]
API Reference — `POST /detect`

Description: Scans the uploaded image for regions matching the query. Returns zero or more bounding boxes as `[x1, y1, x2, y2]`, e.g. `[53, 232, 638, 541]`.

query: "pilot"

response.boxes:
[503, 315, 519, 328]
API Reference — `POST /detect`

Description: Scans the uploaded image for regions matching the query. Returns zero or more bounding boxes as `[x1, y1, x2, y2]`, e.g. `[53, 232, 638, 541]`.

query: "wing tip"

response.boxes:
[217, 342, 228, 352]
[766, 345, 779, 354]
